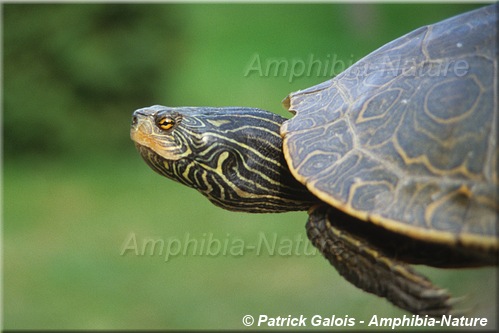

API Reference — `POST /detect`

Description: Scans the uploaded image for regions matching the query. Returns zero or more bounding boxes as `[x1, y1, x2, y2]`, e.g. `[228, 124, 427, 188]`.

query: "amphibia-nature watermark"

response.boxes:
[120, 232, 318, 262]
[243, 53, 470, 83]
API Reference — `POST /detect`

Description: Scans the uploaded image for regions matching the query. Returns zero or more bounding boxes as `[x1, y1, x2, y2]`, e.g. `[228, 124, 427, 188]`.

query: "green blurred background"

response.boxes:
[3, 3, 496, 330]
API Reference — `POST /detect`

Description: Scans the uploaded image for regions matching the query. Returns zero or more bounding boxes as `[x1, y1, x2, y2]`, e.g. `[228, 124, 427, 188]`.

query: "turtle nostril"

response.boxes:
[132, 115, 138, 126]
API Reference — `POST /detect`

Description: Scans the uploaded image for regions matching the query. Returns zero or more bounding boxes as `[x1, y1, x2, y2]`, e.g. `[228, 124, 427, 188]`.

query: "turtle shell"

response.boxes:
[281, 4, 498, 250]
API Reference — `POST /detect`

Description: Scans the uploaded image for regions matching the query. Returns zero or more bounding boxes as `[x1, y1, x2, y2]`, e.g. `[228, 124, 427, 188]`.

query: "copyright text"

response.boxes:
[242, 314, 489, 329]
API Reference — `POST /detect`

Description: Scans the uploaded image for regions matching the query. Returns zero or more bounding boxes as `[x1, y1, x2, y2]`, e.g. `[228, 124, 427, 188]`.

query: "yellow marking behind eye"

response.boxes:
[207, 119, 232, 127]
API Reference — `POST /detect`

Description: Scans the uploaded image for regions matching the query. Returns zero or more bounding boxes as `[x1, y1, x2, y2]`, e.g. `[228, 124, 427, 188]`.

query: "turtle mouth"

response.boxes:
[130, 122, 154, 149]
[130, 118, 158, 151]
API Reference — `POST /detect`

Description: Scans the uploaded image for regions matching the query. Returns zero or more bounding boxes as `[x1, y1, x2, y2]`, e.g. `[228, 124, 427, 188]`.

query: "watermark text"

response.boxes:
[243, 53, 470, 83]
[120, 232, 318, 262]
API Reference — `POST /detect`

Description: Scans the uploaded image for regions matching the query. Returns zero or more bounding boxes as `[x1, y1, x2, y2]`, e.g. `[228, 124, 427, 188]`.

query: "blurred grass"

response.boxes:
[3, 3, 496, 330]
[4, 156, 496, 329]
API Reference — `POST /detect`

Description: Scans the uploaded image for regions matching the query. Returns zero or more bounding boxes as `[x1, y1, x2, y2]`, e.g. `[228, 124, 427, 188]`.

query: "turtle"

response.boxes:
[130, 4, 498, 316]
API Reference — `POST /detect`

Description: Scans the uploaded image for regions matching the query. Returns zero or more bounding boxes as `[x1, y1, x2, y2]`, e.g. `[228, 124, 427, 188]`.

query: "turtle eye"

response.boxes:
[157, 117, 175, 131]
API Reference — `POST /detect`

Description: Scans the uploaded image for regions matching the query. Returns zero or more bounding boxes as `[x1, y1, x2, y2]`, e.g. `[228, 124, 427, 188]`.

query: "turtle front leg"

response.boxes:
[306, 205, 453, 316]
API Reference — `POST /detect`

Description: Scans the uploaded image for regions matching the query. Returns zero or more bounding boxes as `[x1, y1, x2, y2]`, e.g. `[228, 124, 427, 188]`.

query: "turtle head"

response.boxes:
[131, 105, 318, 213]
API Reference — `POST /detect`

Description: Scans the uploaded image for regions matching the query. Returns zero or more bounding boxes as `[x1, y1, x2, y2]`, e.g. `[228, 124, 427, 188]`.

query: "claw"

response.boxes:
[445, 295, 467, 307]
[421, 288, 449, 298]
